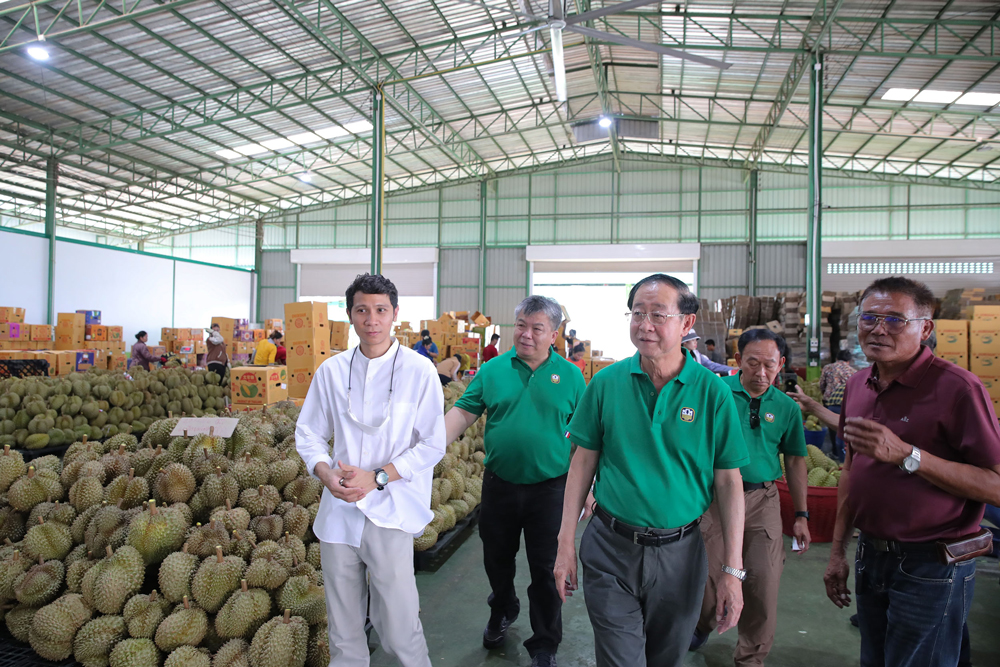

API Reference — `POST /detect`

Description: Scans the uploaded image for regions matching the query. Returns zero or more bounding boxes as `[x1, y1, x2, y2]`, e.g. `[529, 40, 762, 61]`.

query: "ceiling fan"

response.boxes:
[462, 0, 732, 102]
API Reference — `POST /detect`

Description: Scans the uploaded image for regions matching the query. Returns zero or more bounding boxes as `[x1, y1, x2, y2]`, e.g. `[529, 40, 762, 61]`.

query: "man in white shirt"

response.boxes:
[295, 273, 446, 667]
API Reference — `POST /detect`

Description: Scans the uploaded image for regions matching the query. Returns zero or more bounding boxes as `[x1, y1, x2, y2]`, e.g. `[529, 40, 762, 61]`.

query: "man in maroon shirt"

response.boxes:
[824, 277, 1000, 667]
[483, 333, 500, 363]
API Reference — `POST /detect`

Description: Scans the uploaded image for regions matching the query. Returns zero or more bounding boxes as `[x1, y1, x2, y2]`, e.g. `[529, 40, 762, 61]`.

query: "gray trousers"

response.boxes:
[320, 517, 431, 667]
[580, 515, 708, 667]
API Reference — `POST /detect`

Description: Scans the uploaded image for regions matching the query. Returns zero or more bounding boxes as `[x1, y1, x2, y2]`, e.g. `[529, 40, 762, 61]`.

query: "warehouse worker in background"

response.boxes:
[691, 327, 812, 665]
[130, 331, 162, 371]
[413, 329, 438, 361]
[436, 352, 462, 386]
[253, 330, 281, 365]
[483, 333, 501, 363]
[275, 337, 287, 365]
[555, 273, 749, 667]
[824, 276, 1000, 667]
[705, 338, 725, 364]
[819, 349, 856, 460]
[444, 295, 585, 667]
[295, 273, 445, 667]
[568, 344, 587, 372]
[683, 329, 735, 375]
[205, 323, 229, 379]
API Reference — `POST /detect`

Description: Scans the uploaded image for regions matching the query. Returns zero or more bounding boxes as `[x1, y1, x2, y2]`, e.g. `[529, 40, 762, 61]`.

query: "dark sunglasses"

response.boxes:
[749, 397, 761, 430]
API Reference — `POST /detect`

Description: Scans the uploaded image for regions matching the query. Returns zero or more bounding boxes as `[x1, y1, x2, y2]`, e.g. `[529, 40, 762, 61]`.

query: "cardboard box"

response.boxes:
[71, 350, 96, 372]
[470, 311, 491, 327]
[265, 319, 283, 331]
[85, 325, 108, 341]
[938, 351, 969, 369]
[970, 354, 1000, 375]
[330, 321, 350, 351]
[284, 302, 329, 341]
[251, 329, 265, 342]
[76, 310, 101, 325]
[231, 365, 288, 406]
[287, 367, 314, 399]
[30, 325, 53, 342]
[212, 317, 247, 341]
[105, 326, 122, 342]
[970, 321, 1000, 355]
[935, 320, 969, 354]
[287, 335, 331, 362]
[972, 305, 1000, 322]
[55, 334, 84, 351]
[109, 352, 127, 372]
[977, 375, 1000, 400]
[91, 352, 108, 371]
[0, 307, 25, 323]
[1, 323, 28, 341]
[591, 358, 616, 376]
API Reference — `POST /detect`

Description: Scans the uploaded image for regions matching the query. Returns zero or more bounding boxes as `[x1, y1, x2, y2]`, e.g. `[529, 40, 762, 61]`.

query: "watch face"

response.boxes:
[376, 471, 389, 486]
[903, 456, 919, 473]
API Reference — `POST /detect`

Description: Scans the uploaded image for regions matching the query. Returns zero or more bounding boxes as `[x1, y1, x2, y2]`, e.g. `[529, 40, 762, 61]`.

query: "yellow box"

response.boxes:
[969, 354, 1000, 375]
[934, 320, 969, 354]
[284, 302, 329, 341]
[85, 325, 107, 341]
[287, 367, 314, 398]
[972, 305, 1000, 321]
[330, 321, 350, 351]
[938, 352, 969, 370]
[231, 365, 288, 406]
[970, 321, 1000, 355]
[0, 307, 25, 323]
[265, 318, 283, 331]
[976, 375, 1000, 400]
[591, 358, 616, 376]
[30, 325, 53, 342]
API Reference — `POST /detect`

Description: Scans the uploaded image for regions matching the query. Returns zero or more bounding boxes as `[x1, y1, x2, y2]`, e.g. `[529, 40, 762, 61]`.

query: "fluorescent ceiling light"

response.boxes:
[344, 120, 373, 134]
[955, 92, 1000, 107]
[881, 88, 918, 101]
[260, 137, 294, 151]
[26, 46, 49, 61]
[299, 172, 313, 183]
[912, 89, 962, 104]
[315, 125, 349, 139]
[598, 116, 613, 128]
[233, 143, 268, 156]
[287, 131, 322, 145]
[215, 148, 241, 160]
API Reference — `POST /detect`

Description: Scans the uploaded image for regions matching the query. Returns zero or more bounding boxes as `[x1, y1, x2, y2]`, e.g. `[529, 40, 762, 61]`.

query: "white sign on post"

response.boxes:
[169, 418, 239, 438]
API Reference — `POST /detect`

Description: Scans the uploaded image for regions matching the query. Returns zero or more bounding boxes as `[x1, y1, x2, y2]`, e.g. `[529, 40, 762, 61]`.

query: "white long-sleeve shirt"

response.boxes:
[295, 339, 446, 545]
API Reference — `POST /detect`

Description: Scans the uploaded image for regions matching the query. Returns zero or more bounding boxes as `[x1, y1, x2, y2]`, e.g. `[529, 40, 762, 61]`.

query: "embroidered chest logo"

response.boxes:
[680, 407, 696, 423]
[901, 416, 909, 422]
[551, 374, 560, 384]
[764, 412, 775, 423]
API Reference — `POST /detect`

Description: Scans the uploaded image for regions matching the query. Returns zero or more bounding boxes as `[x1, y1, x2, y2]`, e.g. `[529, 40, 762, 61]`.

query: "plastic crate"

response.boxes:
[15, 443, 70, 462]
[776, 478, 839, 543]
[0, 626, 77, 667]
[414, 506, 480, 572]
[0, 360, 50, 379]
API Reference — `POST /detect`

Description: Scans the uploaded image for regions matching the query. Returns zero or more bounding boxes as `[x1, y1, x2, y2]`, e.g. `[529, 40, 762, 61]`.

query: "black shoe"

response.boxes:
[530, 652, 557, 667]
[850, 614, 859, 628]
[689, 628, 710, 651]
[482, 612, 517, 649]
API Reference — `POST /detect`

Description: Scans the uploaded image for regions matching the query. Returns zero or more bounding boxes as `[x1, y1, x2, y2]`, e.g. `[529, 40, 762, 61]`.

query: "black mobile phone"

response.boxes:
[784, 376, 797, 394]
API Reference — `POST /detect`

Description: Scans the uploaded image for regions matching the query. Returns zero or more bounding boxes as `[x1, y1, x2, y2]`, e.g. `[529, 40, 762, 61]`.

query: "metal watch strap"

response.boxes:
[721, 564, 747, 581]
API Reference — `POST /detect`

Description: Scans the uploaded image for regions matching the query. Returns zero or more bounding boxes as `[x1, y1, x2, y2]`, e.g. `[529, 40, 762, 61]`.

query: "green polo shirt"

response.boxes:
[454, 349, 586, 485]
[567, 349, 749, 529]
[723, 372, 808, 484]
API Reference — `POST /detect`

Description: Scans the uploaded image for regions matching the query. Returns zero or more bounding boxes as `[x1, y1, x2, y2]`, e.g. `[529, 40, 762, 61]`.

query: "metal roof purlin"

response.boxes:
[573, 0, 622, 172]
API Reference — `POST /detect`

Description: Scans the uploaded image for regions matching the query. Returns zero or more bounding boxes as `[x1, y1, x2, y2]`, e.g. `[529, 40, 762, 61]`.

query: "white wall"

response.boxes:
[0, 231, 48, 323]
[3, 229, 253, 344]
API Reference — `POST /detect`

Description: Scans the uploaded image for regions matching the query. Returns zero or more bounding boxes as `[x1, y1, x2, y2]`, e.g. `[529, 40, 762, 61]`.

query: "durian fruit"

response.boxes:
[30, 454, 62, 474]
[74, 614, 127, 667]
[448, 498, 470, 520]
[159, 543, 199, 603]
[156, 464, 197, 504]
[185, 519, 231, 557]
[71, 502, 102, 544]
[306, 621, 330, 667]
[66, 553, 97, 593]
[414, 526, 438, 552]
[8, 466, 63, 512]
[268, 452, 299, 492]
[230, 453, 268, 491]
[807, 467, 830, 487]
[210, 500, 251, 533]
[70, 474, 105, 512]
[6, 603, 39, 642]
[249, 610, 309, 667]
[198, 467, 239, 509]
[244, 554, 288, 591]
[128, 500, 190, 565]
[109, 638, 161, 667]
[13, 556, 64, 606]
[104, 432, 139, 454]
[183, 434, 227, 467]
[0, 444, 26, 493]
[281, 502, 310, 540]
[239, 484, 280, 518]
[434, 478, 453, 504]
[215, 579, 272, 640]
[249, 514, 283, 542]
[165, 645, 212, 667]
[123, 590, 171, 638]
[305, 542, 321, 571]
[281, 477, 321, 506]
[229, 529, 256, 560]
[24, 516, 73, 561]
[29, 592, 94, 661]
[104, 468, 149, 510]
[191, 545, 245, 613]
[190, 450, 231, 486]
[213, 638, 251, 667]
[0, 505, 26, 543]
[444, 469, 465, 499]
[155, 595, 209, 652]
[439, 503, 456, 531]
[0, 549, 31, 600]
[82, 545, 145, 614]
[101, 444, 133, 481]
[276, 575, 325, 624]
[84, 502, 129, 555]
[465, 477, 483, 503]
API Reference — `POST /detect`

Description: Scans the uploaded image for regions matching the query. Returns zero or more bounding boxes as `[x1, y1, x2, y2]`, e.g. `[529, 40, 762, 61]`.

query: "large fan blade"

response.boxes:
[566, 0, 664, 25]
[550, 0, 564, 20]
[550, 25, 567, 102]
[566, 25, 732, 69]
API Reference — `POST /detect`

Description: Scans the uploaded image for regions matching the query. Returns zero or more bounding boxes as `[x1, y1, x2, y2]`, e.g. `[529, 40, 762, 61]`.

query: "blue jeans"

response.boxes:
[855, 535, 975, 667]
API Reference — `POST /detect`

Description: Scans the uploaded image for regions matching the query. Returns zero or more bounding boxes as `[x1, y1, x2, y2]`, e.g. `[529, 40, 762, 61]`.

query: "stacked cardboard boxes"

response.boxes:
[934, 320, 969, 369]
[329, 321, 350, 352]
[55, 313, 86, 351]
[970, 308, 1000, 407]
[212, 317, 250, 361]
[231, 365, 288, 409]
[284, 302, 330, 399]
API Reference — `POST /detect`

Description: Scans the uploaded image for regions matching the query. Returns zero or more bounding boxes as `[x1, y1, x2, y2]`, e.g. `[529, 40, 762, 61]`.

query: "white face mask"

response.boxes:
[344, 345, 400, 436]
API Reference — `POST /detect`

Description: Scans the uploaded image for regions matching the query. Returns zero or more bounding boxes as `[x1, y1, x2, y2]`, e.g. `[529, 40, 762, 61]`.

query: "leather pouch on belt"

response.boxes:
[936, 528, 993, 565]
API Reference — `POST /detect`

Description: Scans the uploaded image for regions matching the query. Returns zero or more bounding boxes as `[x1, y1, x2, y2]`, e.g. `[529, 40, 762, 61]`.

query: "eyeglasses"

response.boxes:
[625, 311, 686, 326]
[857, 313, 930, 335]
[749, 397, 761, 430]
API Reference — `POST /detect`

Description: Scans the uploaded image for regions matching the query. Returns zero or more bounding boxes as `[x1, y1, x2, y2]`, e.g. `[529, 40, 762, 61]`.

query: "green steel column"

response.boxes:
[748, 169, 759, 296]
[479, 179, 487, 313]
[254, 217, 264, 323]
[806, 52, 824, 379]
[45, 157, 57, 325]
[370, 87, 385, 275]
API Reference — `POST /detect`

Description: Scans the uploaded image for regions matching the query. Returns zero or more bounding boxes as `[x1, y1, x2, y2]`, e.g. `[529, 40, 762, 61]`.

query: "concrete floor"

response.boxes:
[370, 522, 1000, 667]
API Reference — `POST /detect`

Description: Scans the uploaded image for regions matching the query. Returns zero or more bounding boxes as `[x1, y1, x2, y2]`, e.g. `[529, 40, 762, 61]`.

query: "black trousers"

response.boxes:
[479, 469, 566, 657]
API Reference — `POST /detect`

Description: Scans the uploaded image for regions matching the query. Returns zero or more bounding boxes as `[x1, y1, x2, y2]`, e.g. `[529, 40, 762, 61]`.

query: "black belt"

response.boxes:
[859, 534, 939, 556]
[594, 505, 700, 547]
[743, 481, 769, 492]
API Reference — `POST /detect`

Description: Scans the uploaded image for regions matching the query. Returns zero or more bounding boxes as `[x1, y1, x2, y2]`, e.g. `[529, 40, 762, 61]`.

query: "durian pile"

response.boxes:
[0, 367, 229, 450]
[0, 404, 333, 667]
[414, 382, 486, 553]
[780, 444, 841, 487]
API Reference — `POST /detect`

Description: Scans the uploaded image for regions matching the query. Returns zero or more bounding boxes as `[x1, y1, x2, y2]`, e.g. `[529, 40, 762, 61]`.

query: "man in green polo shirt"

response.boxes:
[445, 295, 585, 667]
[691, 328, 811, 666]
[554, 274, 750, 667]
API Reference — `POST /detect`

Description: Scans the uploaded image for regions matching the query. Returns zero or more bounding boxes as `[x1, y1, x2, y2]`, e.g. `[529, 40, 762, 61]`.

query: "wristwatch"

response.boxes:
[721, 565, 747, 581]
[795, 511, 810, 521]
[373, 468, 389, 491]
[900, 446, 921, 474]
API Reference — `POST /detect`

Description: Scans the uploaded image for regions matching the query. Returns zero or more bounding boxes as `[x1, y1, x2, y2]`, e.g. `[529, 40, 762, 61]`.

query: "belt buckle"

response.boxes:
[873, 538, 890, 552]
[634, 530, 653, 545]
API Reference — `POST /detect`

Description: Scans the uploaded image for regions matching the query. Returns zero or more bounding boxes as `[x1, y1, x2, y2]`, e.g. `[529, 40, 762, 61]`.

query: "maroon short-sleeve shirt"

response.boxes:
[840, 346, 1000, 542]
